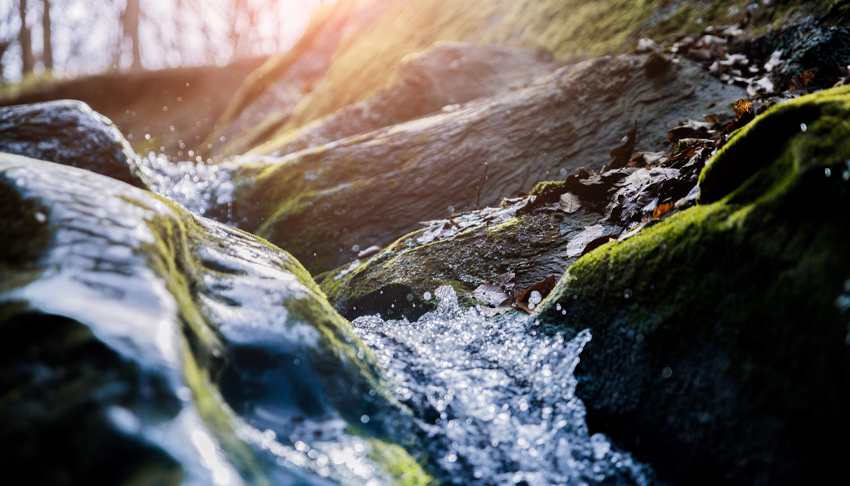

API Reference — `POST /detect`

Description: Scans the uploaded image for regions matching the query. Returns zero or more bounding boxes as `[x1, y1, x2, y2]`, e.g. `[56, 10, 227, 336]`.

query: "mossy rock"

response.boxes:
[0, 154, 430, 485]
[231, 55, 744, 274]
[535, 85, 850, 485]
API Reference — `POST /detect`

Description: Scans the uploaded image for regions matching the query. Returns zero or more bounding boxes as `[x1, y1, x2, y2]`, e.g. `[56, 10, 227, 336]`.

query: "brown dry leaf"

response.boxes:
[653, 201, 676, 219]
[704, 114, 720, 126]
[515, 276, 558, 314]
[725, 99, 755, 133]
[472, 272, 515, 307]
[559, 192, 581, 214]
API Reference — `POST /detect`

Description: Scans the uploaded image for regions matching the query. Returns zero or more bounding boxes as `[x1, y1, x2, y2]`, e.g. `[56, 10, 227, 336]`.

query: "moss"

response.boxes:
[529, 179, 564, 196]
[535, 86, 850, 483]
[368, 438, 436, 486]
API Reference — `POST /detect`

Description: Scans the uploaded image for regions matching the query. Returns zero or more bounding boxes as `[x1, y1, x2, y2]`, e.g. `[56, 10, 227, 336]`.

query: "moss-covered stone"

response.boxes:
[0, 154, 428, 485]
[535, 85, 850, 485]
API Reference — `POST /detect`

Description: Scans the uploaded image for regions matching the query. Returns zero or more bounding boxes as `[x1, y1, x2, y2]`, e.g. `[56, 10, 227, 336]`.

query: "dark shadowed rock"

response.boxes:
[229, 55, 745, 274]
[0, 100, 146, 188]
[534, 86, 850, 486]
[0, 154, 429, 485]
[250, 41, 555, 157]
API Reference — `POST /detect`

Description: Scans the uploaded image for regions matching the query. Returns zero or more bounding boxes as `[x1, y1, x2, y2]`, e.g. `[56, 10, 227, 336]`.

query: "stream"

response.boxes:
[136, 155, 653, 485]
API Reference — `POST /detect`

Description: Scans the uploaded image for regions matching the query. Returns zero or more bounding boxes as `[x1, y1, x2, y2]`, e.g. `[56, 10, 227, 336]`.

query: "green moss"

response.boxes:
[368, 438, 436, 486]
[529, 180, 564, 196]
[535, 85, 850, 481]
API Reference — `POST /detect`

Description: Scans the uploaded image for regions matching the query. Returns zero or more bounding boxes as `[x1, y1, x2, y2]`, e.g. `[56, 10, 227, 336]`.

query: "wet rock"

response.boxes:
[320, 205, 618, 322]
[0, 155, 427, 485]
[534, 86, 850, 485]
[250, 41, 555, 157]
[230, 55, 746, 274]
[0, 100, 146, 188]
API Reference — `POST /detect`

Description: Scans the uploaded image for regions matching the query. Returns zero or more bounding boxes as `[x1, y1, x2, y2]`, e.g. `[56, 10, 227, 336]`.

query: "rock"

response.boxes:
[643, 52, 671, 78]
[0, 100, 146, 188]
[230, 55, 746, 274]
[319, 193, 620, 322]
[0, 155, 429, 485]
[249, 41, 555, 157]
[534, 86, 850, 485]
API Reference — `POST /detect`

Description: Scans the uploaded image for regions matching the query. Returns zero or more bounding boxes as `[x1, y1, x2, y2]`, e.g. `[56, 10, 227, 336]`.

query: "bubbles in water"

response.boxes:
[447, 206, 455, 213]
[34, 212, 46, 223]
[825, 168, 832, 177]
[662, 367, 673, 378]
[624, 289, 633, 299]
[351, 286, 650, 485]
[529, 290, 543, 305]
[360, 415, 370, 424]
[407, 294, 414, 302]
[801, 123, 808, 132]
[352, 244, 361, 252]
[423, 292, 432, 300]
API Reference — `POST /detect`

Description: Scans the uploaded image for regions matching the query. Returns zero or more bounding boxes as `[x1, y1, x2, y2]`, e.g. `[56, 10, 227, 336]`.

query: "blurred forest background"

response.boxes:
[0, 0, 324, 80]
[0, 0, 328, 159]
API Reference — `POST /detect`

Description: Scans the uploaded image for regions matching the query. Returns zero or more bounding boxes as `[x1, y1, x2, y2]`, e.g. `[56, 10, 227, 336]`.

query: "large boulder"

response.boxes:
[250, 41, 555, 157]
[0, 100, 146, 188]
[230, 55, 745, 274]
[533, 86, 850, 485]
[0, 154, 430, 485]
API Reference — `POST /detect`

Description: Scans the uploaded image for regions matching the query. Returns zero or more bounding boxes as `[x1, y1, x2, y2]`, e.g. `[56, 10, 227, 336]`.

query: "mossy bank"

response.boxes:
[535, 85, 850, 485]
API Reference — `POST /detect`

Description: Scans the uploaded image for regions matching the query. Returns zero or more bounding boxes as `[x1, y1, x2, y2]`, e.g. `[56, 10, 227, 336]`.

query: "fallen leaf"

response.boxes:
[608, 122, 637, 170]
[653, 201, 676, 219]
[725, 99, 754, 132]
[579, 236, 616, 257]
[559, 192, 581, 213]
[515, 276, 558, 314]
[566, 224, 607, 258]
[472, 272, 516, 307]
[479, 303, 516, 317]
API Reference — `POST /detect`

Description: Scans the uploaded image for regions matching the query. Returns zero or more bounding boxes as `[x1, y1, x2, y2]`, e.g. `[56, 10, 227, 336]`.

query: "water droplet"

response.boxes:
[407, 294, 414, 301]
[556, 303, 562, 311]
[800, 123, 807, 132]
[352, 244, 360, 252]
[424, 292, 432, 300]
[446, 453, 457, 463]
[825, 168, 832, 177]
[624, 289, 633, 299]
[560, 168, 567, 176]
[360, 415, 370, 423]
[562, 310, 567, 315]
[662, 367, 673, 378]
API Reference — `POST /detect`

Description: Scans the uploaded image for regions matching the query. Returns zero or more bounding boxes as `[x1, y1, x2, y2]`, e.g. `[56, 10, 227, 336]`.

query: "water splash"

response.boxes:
[138, 154, 235, 222]
[352, 286, 651, 485]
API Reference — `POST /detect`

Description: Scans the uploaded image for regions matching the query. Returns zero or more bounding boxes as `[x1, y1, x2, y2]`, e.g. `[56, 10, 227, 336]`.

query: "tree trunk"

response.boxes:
[18, 0, 33, 75]
[122, 0, 142, 71]
[42, 0, 52, 71]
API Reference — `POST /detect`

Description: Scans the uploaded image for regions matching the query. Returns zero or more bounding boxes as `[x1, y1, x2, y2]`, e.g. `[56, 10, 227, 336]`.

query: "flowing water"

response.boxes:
[353, 287, 651, 486]
[139, 156, 652, 485]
